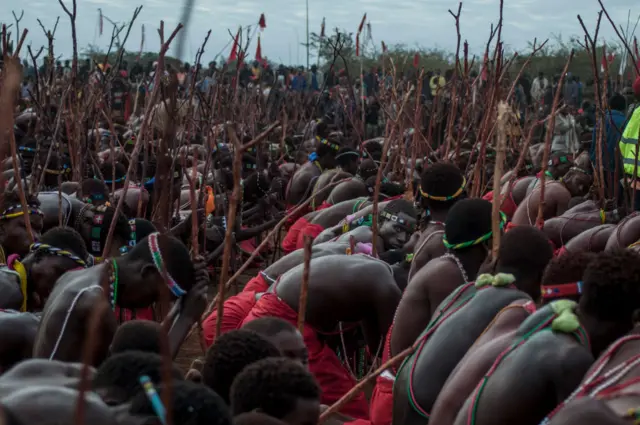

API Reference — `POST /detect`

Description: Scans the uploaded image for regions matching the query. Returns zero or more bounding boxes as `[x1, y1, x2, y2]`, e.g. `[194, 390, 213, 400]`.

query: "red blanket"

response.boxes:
[243, 273, 270, 293]
[115, 306, 155, 323]
[203, 291, 258, 347]
[369, 327, 394, 425]
[315, 201, 333, 211]
[286, 203, 312, 228]
[283, 216, 310, 254]
[296, 223, 325, 250]
[242, 293, 369, 419]
[482, 190, 518, 218]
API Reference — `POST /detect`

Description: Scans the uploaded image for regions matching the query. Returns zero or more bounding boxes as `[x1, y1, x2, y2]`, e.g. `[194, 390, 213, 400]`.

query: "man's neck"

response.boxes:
[454, 247, 487, 282]
[577, 310, 630, 358]
[429, 209, 449, 224]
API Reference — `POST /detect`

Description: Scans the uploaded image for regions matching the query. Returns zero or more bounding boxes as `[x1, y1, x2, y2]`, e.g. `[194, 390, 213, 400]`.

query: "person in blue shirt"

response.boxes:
[291, 68, 306, 92]
[590, 93, 627, 198]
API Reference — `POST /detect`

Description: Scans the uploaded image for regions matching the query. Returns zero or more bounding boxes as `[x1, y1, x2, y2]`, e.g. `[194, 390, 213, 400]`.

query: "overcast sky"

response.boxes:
[4, 0, 638, 65]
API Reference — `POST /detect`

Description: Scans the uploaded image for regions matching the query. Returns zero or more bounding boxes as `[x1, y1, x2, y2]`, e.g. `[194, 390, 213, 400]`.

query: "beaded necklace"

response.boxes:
[419, 177, 467, 201]
[0, 204, 45, 221]
[29, 243, 87, 268]
[443, 212, 507, 250]
[148, 232, 187, 297]
[109, 259, 119, 311]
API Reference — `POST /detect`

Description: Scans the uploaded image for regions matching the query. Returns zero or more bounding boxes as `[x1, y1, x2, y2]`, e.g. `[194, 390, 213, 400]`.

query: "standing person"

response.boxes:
[430, 70, 446, 97]
[619, 77, 640, 210]
[567, 75, 580, 109]
[308, 65, 322, 92]
[576, 76, 584, 106]
[292, 68, 306, 92]
[531, 71, 549, 104]
[551, 110, 579, 154]
[62, 60, 71, 78]
[591, 93, 626, 197]
[78, 58, 91, 82]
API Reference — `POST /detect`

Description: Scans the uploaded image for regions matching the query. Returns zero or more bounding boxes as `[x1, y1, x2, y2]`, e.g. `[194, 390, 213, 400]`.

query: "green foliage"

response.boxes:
[309, 28, 636, 86]
[80, 44, 181, 69]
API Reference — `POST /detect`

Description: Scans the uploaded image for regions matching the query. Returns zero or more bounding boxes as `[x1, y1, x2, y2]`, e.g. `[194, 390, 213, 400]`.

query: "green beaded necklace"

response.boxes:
[109, 259, 119, 311]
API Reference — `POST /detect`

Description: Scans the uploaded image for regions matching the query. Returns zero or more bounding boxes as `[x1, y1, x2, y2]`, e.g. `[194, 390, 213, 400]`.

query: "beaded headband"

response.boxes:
[119, 219, 137, 255]
[541, 281, 583, 300]
[44, 164, 71, 175]
[419, 177, 466, 202]
[379, 210, 416, 232]
[101, 176, 126, 184]
[335, 151, 360, 160]
[18, 146, 37, 154]
[128, 219, 137, 247]
[548, 154, 574, 167]
[29, 243, 87, 268]
[147, 232, 186, 297]
[0, 205, 44, 221]
[90, 209, 106, 255]
[316, 135, 340, 152]
[443, 211, 507, 250]
[139, 375, 167, 425]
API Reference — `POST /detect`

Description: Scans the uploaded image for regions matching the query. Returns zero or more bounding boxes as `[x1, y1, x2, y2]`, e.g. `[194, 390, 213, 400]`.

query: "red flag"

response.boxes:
[381, 41, 387, 53]
[258, 13, 266, 30]
[320, 17, 326, 38]
[600, 45, 608, 73]
[99, 9, 103, 36]
[413, 53, 419, 68]
[255, 34, 262, 62]
[228, 28, 240, 63]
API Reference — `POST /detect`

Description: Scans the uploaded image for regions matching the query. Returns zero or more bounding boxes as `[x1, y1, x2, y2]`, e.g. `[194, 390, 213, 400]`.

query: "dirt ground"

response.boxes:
[174, 269, 256, 372]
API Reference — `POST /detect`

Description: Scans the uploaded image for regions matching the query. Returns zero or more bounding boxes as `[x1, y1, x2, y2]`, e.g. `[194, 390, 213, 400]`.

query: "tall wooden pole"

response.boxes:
[306, 0, 310, 69]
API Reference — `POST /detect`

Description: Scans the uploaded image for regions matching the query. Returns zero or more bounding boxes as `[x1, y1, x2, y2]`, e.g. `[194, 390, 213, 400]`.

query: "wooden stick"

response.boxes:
[3, 57, 34, 242]
[101, 21, 183, 257]
[214, 124, 243, 340]
[297, 235, 312, 332]
[492, 102, 509, 257]
[318, 346, 414, 423]
[535, 51, 574, 228]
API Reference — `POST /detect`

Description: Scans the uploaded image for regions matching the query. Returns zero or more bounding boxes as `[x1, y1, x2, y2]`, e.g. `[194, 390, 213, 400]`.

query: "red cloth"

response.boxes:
[369, 326, 394, 425]
[243, 273, 270, 293]
[482, 190, 518, 218]
[203, 292, 258, 347]
[242, 293, 369, 419]
[286, 203, 312, 228]
[296, 223, 325, 250]
[315, 201, 333, 211]
[554, 245, 568, 258]
[505, 221, 518, 233]
[115, 307, 155, 323]
[282, 216, 310, 254]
